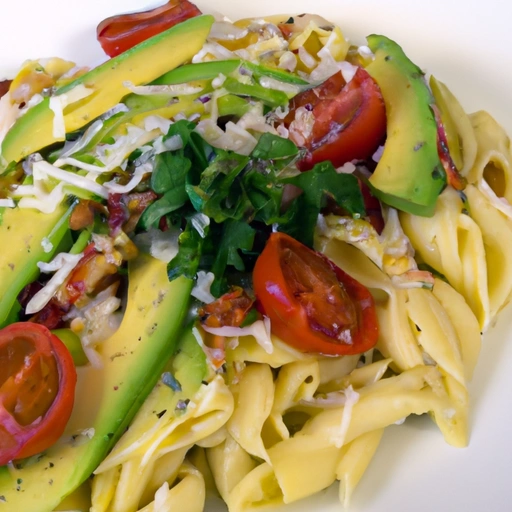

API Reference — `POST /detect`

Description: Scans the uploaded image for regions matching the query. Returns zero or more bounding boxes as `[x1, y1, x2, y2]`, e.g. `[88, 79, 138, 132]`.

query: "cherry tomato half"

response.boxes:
[0, 323, 77, 465]
[97, 0, 202, 58]
[284, 68, 387, 171]
[253, 233, 378, 356]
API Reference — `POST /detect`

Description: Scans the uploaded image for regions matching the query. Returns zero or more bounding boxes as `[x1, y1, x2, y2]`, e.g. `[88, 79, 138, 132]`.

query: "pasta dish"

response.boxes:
[0, 1, 510, 511]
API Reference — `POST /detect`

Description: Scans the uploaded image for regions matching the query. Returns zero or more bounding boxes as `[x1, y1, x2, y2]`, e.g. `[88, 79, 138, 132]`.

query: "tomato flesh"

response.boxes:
[253, 232, 378, 356]
[285, 68, 387, 171]
[0, 323, 76, 464]
[97, 0, 202, 58]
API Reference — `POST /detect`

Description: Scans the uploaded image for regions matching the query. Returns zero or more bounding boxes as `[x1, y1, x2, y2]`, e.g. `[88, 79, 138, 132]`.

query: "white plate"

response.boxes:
[1, 1, 512, 511]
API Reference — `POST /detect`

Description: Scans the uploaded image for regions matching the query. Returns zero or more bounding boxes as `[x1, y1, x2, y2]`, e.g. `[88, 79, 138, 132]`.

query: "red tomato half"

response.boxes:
[285, 68, 387, 171]
[0, 323, 77, 465]
[97, 0, 202, 58]
[253, 233, 378, 356]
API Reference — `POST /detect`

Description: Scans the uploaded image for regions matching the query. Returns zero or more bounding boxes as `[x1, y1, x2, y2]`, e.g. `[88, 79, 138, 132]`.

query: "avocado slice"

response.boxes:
[366, 35, 446, 217]
[0, 203, 74, 327]
[0, 15, 214, 169]
[153, 59, 308, 86]
[0, 254, 192, 511]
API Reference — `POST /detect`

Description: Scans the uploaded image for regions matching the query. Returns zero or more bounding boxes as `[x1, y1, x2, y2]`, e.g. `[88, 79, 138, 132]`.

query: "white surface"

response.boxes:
[1, 1, 512, 511]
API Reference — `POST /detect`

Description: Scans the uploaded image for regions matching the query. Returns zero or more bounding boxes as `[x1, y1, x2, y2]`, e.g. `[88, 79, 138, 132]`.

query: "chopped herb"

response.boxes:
[240, 307, 260, 327]
[186, 150, 251, 223]
[16, 479, 22, 485]
[251, 133, 299, 161]
[281, 161, 366, 246]
[210, 220, 256, 296]
[167, 219, 206, 281]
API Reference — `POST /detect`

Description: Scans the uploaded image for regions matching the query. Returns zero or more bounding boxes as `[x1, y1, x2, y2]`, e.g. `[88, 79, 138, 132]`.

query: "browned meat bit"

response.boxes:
[199, 287, 254, 328]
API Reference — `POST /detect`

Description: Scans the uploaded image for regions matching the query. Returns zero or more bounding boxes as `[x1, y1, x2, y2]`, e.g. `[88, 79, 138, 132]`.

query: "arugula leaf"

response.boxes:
[164, 119, 195, 145]
[251, 133, 299, 160]
[210, 220, 256, 296]
[243, 170, 287, 225]
[139, 152, 191, 229]
[186, 151, 251, 223]
[167, 220, 207, 281]
[165, 120, 211, 170]
[151, 152, 191, 194]
[281, 161, 366, 246]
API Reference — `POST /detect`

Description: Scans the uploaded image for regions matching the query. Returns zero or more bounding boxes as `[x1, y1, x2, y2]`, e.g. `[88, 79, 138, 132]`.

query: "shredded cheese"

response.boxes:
[0, 198, 15, 208]
[332, 385, 360, 449]
[201, 317, 274, 354]
[25, 252, 83, 315]
[191, 271, 216, 303]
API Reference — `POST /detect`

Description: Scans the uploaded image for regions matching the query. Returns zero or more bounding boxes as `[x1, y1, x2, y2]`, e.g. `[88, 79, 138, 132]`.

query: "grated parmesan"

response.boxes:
[25, 252, 83, 314]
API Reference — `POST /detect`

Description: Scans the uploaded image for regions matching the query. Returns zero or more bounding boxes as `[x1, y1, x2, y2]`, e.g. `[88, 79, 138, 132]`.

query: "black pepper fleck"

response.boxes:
[156, 410, 167, 419]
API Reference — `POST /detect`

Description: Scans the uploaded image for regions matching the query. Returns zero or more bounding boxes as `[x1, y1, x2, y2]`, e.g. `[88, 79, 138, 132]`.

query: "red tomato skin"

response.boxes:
[253, 233, 379, 356]
[286, 68, 387, 171]
[97, 0, 202, 58]
[0, 323, 77, 465]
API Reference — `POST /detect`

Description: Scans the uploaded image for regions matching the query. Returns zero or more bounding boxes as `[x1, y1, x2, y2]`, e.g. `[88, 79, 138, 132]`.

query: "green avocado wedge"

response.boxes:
[0, 204, 74, 328]
[0, 254, 192, 511]
[153, 59, 308, 86]
[0, 15, 214, 170]
[366, 35, 446, 217]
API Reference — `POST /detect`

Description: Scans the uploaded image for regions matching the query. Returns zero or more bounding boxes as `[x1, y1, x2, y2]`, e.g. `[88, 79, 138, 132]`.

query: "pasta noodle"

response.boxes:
[336, 429, 384, 508]
[226, 363, 274, 464]
[468, 110, 512, 202]
[400, 187, 491, 330]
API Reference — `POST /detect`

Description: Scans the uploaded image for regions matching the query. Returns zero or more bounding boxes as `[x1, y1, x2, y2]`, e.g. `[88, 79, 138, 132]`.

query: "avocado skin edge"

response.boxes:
[0, 255, 193, 511]
[366, 34, 446, 217]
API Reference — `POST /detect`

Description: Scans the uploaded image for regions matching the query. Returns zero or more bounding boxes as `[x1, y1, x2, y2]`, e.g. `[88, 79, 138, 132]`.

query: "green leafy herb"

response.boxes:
[139, 153, 191, 229]
[242, 170, 287, 225]
[251, 133, 299, 161]
[210, 220, 256, 296]
[187, 151, 251, 223]
[167, 220, 207, 281]
[281, 161, 366, 246]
